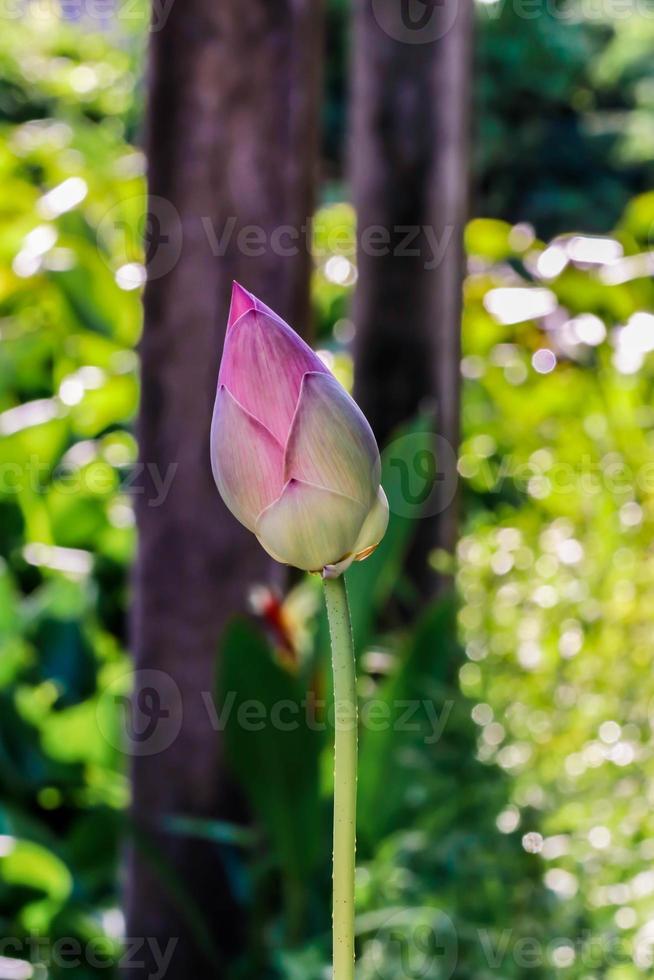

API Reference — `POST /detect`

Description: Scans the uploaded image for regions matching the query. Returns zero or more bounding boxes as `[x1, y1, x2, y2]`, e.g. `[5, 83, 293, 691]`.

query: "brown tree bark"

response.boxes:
[127, 2, 323, 976]
[351, 0, 474, 586]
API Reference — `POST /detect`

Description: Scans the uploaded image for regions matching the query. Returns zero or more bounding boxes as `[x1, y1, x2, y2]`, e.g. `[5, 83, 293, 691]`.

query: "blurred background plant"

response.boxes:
[2, 1, 654, 978]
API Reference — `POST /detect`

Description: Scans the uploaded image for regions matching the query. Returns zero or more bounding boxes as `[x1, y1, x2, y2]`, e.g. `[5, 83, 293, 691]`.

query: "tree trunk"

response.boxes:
[351, 0, 473, 586]
[126, 2, 323, 976]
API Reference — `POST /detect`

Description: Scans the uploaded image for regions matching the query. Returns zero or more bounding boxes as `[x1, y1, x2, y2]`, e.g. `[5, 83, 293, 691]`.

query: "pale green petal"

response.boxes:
[255, 479, 366, 571]
[284, 373, 380, 507]
[353, 486, 390, 560]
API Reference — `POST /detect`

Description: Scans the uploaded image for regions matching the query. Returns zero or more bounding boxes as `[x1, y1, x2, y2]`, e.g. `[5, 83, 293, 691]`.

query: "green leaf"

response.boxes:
[164, 815, 258, 849]
[357, 600, 459, 847]
[346, 419, 436, 649]
[1, 839, 72, 902]
[217, 618, 324, 883]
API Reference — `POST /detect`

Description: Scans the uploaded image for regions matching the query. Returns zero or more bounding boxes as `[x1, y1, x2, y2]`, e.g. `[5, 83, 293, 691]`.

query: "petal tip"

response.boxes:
[228, 281, 256, 331]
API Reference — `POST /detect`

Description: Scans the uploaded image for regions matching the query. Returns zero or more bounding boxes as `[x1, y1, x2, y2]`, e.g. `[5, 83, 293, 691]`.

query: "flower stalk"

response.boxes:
[324, 573, 357, 980]
[210, 283, 387, 973]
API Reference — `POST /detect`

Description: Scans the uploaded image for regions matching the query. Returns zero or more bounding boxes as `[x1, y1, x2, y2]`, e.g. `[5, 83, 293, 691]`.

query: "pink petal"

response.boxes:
[227, 282, 256, 331]
[210, 385, 284, 531]
[219, 310, 328, 444]
[255, 479, 366, 571]
[284, 372, 380, 507]
[227, 282, 283, 332]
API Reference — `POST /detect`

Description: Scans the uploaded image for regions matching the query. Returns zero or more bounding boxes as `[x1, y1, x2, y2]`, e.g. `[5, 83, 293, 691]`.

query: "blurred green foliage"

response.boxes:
[2, 5, 654, 980]
[241, 196, 654, 977]
[477, 0, 654, 233]
[0, 12, 144, 977]
[455, 204, 654, 978]
[476, 0, 654, 232]
[323, 0, 654, 234]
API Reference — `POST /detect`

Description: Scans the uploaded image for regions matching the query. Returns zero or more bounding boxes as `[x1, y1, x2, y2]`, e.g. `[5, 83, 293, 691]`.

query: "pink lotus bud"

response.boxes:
[211, 283, 388, 575]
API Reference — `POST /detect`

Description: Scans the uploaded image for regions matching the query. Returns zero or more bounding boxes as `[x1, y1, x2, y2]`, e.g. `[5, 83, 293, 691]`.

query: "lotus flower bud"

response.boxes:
[211, 283, 389, 576]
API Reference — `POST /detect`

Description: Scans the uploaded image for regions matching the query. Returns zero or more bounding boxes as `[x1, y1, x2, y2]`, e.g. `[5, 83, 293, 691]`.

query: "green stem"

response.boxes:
[323, 574, 357, 980]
